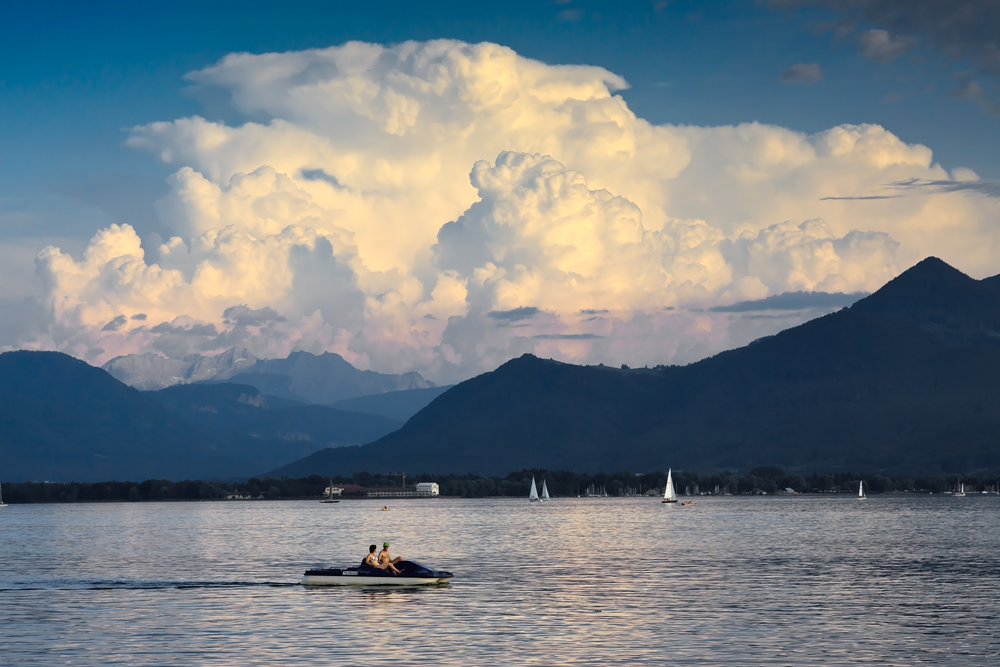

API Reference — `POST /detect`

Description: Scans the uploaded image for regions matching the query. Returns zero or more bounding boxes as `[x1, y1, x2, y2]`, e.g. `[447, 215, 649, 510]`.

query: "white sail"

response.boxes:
[541, 480, 550, 501]
[858, 480, 864, 498]
[529, 476, 539, 502]
[663, 469, 676, 502]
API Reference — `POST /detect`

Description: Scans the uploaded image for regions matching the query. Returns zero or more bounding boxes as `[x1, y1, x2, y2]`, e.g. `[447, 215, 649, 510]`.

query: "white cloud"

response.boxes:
[13, 39, 1000, 380]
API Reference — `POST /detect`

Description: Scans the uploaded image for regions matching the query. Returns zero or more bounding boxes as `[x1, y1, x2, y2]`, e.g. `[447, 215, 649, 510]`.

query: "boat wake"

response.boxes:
[0, 580, 298, 592]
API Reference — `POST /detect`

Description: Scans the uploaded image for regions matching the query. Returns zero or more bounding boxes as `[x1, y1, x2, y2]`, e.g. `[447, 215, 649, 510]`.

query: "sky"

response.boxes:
[1, 0, 999, 383]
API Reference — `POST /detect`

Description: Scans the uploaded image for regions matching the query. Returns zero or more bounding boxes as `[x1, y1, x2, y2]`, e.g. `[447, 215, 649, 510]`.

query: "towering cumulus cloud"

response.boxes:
[28, 40, 998, 380]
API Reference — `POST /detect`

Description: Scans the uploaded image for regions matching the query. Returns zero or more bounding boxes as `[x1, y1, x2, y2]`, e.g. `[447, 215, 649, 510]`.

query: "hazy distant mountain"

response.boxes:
[102, 348, 257, 390]
[269, 257, 1000, 478]
[329, 386, 454, 422]
[103, 348, 434, 403]
[150, 382, 402, 448]
[227, 351, 435, 404]
[0, 353, 404, 482]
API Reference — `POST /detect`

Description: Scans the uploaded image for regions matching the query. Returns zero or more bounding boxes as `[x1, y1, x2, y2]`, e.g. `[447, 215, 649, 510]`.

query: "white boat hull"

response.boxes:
[301, 574, 449, 586]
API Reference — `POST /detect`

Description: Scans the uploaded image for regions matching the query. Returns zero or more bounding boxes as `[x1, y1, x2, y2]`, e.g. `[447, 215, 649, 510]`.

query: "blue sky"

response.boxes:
[2, 0, 998, 377]
[2, 1, 996, 241]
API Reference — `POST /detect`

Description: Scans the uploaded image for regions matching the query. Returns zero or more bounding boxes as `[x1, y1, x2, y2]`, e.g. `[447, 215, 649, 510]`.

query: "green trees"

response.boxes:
[1, 469, 996, 502]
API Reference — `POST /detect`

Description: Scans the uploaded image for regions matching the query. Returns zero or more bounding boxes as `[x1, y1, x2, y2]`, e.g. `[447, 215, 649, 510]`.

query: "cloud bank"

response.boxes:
[17, 40, 1000, 381]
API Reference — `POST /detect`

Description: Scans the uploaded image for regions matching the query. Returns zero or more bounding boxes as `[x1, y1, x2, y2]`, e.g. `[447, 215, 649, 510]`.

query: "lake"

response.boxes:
[1, 495, 998, 665]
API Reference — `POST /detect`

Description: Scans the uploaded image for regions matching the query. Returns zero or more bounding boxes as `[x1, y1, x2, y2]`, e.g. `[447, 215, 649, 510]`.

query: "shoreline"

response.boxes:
[2, 490, 993, 505]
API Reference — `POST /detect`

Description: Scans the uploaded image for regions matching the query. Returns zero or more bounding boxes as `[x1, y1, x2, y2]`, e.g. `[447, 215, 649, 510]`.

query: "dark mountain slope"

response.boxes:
[151, 383, 402, 446]
[0, 354, 405, 482]
[267, 360, 666, 476]
[329, 385, 454, 422]
[0, 351, 212, 481]
[850, 257, 1000, 341]
[270, 258, 1000, 477]
[630, 306, 1000, 472]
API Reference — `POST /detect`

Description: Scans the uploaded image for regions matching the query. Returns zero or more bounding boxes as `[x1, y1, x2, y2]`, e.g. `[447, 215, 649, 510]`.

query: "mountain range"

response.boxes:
[270, 258, 1000, 478]
[0, 353, 402, 481]
[5, 256, 1000, 482]
[103, 348, 434, 404]
[149, 383, 401, 450]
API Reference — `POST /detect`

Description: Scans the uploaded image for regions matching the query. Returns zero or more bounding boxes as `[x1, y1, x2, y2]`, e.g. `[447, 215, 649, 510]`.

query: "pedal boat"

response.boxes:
[301, 560, 453, 586]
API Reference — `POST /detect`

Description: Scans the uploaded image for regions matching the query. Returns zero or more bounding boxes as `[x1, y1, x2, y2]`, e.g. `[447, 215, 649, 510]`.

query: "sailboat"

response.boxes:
[661, 469, 678, 504]
[857, 480, 867, 500]
[528, 477, 540, 502]
[541, 480, 550, 502]
[0, 481, 6, 507]
[321, 478, 340, 504]
[954, 482, 966, 497]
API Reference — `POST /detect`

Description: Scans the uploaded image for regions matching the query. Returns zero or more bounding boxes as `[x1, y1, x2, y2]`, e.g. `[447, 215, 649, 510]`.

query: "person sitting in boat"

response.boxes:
[378, 542, 403, 568]
[363, 544, 379, 566]
[364, 544, 401, 574]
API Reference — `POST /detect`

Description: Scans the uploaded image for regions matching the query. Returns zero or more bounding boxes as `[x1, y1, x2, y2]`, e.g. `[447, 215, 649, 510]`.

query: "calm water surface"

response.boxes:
[1, 496, 999, 665]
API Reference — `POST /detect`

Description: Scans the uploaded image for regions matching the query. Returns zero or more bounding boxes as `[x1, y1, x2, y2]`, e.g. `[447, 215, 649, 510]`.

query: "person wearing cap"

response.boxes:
[378, 542, 403, 568]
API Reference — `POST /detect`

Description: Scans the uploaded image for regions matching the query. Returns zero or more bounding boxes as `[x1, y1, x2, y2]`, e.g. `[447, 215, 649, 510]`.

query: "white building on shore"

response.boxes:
[366, 482, 439, 498]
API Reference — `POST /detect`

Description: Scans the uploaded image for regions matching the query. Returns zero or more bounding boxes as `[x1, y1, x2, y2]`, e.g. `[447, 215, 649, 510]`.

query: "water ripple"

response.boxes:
[0, 495, 998, 665]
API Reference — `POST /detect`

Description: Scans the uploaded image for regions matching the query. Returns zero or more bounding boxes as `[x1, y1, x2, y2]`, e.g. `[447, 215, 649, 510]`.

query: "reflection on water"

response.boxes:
[1, 496, 998, 665]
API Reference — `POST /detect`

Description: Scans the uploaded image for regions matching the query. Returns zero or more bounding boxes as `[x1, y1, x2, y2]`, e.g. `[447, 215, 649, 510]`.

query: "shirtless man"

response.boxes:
[364, 543, 400, 574]
[378, 542, 403, 568]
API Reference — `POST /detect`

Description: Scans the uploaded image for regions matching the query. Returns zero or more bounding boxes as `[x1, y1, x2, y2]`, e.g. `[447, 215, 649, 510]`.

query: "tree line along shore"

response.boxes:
[3, 468, 998, 503]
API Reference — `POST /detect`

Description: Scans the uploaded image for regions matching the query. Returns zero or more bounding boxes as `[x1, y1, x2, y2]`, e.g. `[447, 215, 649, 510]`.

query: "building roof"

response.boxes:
[333, 484, 366, 493]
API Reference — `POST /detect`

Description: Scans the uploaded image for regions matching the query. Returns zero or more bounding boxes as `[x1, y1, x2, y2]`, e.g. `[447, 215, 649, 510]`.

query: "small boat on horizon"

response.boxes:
[858, 480, 867, 500]
[954, 482, 966, 497]
[541, 480, 550, 502]
[662, 469, 678, 504]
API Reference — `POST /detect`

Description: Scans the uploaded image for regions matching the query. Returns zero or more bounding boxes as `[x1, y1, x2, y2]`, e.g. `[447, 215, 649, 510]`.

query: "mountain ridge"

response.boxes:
[150, 382, 402, 447]
[269, 257, 1000, 477]
[0, 355, 404, 482]
[103, 348, 434, 403]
